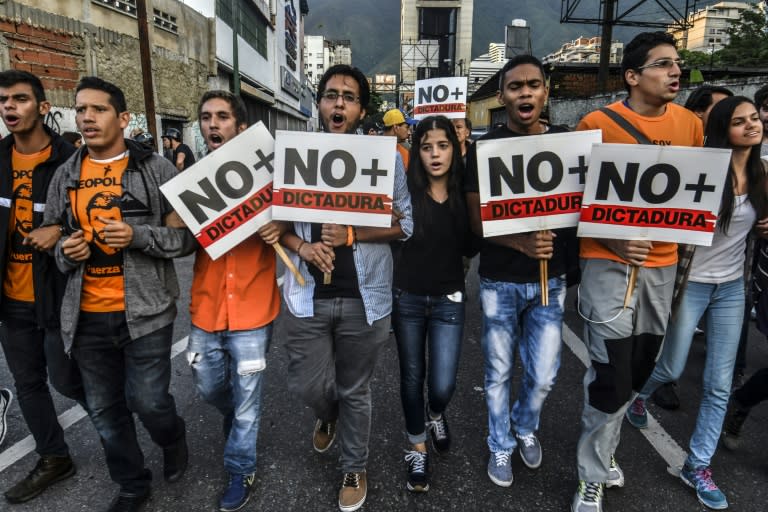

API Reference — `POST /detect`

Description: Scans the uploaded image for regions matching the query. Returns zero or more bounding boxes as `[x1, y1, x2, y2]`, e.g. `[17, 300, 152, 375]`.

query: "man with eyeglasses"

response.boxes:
[570, 32, 703, 512]
[279, 63, 412, 512]
[43, 76, 195, 512]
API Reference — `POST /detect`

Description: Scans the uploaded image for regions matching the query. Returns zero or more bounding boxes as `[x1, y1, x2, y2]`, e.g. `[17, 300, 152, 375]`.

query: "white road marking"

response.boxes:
[562, 324, 688, 473]
[0, 316, 687, 477]
[0, 336, 189, 473]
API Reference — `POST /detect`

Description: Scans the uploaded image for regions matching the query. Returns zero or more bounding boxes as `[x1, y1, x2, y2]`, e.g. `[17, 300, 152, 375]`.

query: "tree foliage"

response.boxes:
[719, 6, 768, 67]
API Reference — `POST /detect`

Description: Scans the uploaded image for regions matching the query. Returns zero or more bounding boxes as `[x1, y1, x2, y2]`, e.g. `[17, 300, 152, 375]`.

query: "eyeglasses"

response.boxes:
[637, 58, 684, 70]
[320, 91, 359, 104]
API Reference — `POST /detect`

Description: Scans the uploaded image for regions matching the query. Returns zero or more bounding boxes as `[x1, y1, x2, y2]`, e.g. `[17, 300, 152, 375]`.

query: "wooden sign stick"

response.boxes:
[623, 265, 638, 308]
[272, 242, 306, 286]
[539, 259, 549, 306]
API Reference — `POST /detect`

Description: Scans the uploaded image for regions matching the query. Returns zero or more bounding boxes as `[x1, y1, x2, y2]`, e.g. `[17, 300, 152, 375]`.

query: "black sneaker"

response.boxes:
[426, 414, 450, 453]
[4, 455, 76, 503]
[652, 382, 680, 410]
[404, 450, 429, 492]
[106, 490, 150, 512]
[721, 398, 750, 451]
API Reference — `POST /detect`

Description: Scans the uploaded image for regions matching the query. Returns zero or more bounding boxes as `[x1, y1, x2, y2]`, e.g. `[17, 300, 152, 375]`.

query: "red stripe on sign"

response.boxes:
[581, 204, 717, 232]
[194, 183, 273, 248]
[413, 103, 466, 115]
[273, 189, 392, 214]
[481, 192, 583, 221]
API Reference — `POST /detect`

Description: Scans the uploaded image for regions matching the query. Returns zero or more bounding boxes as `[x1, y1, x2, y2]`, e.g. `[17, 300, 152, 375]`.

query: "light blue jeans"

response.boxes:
[480, 276, 566, 453]
[638, 278, 744, 468]
[188, 324, 272, 475]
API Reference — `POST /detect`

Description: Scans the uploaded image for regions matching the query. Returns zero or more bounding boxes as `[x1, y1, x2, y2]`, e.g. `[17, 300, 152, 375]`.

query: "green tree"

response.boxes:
[719, 5, 768, 67]
[679, 49, 715, 68]
[367, 90, 384, 115]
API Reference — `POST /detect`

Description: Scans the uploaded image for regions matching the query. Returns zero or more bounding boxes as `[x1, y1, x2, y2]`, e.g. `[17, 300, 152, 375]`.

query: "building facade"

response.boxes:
[400, 0, 473, 84]
[303, 35, 352, 87]
[668, 1, 752, 52]
[542, 36, 623, 65]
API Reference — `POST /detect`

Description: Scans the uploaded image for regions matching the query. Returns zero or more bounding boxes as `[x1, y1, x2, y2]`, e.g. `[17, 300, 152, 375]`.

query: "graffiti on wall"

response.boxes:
[126, 113, 148, 137]
[44, 110, 64, 134]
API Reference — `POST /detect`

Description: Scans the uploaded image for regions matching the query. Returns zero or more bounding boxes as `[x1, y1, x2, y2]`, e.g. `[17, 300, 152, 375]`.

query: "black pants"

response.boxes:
[0, 298, 85, 456]
[734, 367, 768, 409]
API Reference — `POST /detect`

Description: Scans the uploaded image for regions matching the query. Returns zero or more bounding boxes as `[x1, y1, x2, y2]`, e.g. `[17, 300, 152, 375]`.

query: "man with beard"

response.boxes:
[0, 70, 81, 505]
[279, 64, 412, 512]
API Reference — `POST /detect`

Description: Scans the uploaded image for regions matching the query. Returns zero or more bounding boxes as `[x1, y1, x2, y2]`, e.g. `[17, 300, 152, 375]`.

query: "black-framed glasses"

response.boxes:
[637, 58, 684, 70]
[320, 91, 359, 104]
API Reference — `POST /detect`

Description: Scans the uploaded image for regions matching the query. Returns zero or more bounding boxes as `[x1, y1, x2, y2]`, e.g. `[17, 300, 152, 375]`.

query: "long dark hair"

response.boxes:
[705, 96, 766, 233]
[407, 115, 468, 240]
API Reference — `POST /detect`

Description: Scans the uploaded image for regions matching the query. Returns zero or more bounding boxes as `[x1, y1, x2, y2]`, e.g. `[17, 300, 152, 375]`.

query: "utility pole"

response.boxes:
[597, 0, 616, 93]
[135, 0, 158, 149]
[231, 0, 240, 96]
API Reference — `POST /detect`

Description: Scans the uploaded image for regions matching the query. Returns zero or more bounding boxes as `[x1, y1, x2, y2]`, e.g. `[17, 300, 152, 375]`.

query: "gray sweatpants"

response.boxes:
[575, 258, 676, 482]
[282, 297, 390, 473]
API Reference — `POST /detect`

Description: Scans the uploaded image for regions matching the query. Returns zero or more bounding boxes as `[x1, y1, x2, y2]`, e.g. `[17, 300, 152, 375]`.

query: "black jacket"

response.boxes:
[0, 126, 75, 327]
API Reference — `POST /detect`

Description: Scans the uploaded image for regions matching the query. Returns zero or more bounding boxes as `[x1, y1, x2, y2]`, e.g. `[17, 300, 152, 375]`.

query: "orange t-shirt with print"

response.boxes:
[70, 154, 129, 312]
[3, 146, 51, 302]
[576, 101, 704, 267]
[397, 144, 410, 170]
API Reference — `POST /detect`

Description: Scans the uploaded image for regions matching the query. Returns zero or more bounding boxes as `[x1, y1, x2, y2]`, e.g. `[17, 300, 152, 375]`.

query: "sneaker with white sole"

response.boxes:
[605, 455, 625, 488]
[338, 471, 367, 512]
[625, 397, 648, 429]
[571, 480, 604, 512]
[0, 388, 12, 447]
[680, 463, 728, 510]
[219, 473, 255, 512]
[515, 432, 542, 469]
[487, 450, 513, 487]
[426, 413, 450, 453]
[404, 450, 429, 492]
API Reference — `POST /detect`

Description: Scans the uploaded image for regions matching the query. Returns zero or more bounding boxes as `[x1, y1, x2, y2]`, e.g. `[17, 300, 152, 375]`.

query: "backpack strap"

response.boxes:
[599, 107, 653, 145]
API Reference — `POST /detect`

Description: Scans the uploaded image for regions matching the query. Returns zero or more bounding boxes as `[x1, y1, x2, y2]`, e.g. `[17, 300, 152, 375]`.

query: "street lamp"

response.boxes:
[709, 41, 716, 70]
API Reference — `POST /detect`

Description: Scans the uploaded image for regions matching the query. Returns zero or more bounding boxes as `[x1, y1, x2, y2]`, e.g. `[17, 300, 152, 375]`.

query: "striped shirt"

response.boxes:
[282, 153, 413, 325]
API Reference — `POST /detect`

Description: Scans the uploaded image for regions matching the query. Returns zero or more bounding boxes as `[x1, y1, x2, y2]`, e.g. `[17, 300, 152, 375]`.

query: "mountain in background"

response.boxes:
[303, 0, 720, 76]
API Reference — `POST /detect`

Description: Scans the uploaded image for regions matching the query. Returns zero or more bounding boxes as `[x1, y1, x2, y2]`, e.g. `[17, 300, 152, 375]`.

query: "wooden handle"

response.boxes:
[539, 259, 549, 306]
[272, 242, 305, 286]
[623, 265, 638, 308]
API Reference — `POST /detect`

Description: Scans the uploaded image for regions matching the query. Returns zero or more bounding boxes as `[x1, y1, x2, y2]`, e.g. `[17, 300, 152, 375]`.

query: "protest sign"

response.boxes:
[413, 77, 467, 120]
[271, 131, 396, 228]
[160, 122, 275, 260]
[476, 130, 602, 237]
[577, 143, 731, 246]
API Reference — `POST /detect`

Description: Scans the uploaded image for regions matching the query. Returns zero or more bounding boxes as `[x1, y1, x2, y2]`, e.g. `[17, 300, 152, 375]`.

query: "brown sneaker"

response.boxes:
[313, 419, 337, 453]
[4, 455, 76, 503]
[338, 471, 366, 512]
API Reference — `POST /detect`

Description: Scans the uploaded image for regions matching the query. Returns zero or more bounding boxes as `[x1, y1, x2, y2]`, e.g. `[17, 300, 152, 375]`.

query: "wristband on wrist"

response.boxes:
[346, 225, 354, 246]
[297, 241, 306, 255]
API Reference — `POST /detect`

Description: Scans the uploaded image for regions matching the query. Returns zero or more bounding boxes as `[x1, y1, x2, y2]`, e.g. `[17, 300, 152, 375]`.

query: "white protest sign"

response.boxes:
[577, 143, 731, 246]
[159, 122, 275, 260]
[413, 77, 467, 120]
[271, 131, 396, 227]
[477, 130, 602, 237]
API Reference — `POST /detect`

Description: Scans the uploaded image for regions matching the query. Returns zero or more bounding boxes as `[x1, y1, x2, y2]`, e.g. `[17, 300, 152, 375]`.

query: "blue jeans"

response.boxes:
[187, 324, 271, 475]
[392, 289, 465, 444]
[72, 312, 185, 494]
[480, 276, 565, 453]
[638, 278, 744, 468]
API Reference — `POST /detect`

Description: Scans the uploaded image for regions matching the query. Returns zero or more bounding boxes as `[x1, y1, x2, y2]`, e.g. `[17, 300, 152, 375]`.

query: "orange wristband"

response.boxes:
[346, 225, 354, 246]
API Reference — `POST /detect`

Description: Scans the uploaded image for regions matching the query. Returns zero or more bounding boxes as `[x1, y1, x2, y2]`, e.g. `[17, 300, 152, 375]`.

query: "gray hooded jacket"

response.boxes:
[43, 140, 195, 351]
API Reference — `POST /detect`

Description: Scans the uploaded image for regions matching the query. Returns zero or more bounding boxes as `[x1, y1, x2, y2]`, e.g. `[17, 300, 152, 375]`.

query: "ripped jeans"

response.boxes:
[188, 324, 272, 475]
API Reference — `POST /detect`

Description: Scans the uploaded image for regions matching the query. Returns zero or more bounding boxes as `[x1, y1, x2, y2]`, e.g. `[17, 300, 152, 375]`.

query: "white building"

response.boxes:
[400, 0, 473, 84]
[303, 35, 352, 86]
[542, 36, 623, 64]
[668, 1, 752, 52]
[488, 42, 506, 63]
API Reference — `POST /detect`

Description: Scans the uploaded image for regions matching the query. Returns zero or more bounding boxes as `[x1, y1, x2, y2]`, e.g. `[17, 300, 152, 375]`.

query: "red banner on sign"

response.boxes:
[413, 103, 466, 115]
[272, 188, 392, 215]
[195, 183, 273, 248]
[481, 192, 582, 221]
[581, 204, 717, 232]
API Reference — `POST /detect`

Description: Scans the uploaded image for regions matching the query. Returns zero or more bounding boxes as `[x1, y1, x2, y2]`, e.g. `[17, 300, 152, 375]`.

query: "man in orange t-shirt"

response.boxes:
[186, 90, 284, 512]
[0, 70, 80, 504]
[383, 108, 413, 169]
[571, 32, 704, 512]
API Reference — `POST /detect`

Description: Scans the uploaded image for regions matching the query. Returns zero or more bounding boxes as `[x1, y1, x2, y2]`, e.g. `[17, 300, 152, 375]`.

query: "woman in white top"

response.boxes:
[626, 96, 766, 510]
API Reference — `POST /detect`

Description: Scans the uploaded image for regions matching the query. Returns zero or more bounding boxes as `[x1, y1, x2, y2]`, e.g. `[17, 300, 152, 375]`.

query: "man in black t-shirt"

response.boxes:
[162, 128, 195, 171]
[465, 55, 577, 488]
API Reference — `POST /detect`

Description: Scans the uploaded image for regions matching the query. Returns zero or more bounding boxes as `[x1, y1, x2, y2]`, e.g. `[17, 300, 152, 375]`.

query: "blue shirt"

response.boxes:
[282, 153, 412, 325]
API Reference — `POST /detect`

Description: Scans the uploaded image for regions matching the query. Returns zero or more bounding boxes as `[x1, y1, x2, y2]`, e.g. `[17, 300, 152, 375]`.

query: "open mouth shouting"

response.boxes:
[327, 112, 346, 132]
[207, 132, 224, 149]
[2, 113, 20, 128]
[517, 103, 537, 121]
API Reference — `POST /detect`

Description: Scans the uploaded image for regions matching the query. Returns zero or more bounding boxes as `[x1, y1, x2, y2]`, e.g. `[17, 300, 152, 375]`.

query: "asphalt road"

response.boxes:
[0, 255, 766, 512]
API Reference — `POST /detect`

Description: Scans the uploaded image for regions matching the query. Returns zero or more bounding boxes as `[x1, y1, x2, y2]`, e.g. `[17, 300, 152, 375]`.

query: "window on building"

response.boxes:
[153, 8, 178, 34]
[93, 0, 137, 16]
[215, 0, 268, 58]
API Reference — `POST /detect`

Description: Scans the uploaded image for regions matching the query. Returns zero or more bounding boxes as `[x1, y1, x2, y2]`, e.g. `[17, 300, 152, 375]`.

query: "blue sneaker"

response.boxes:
[515, 432, 542, 469]
[680, 463, 728, 510]
[219, 473, 255, 512]
[625, 397, 648, 429]
[487, 450, 513, 487]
